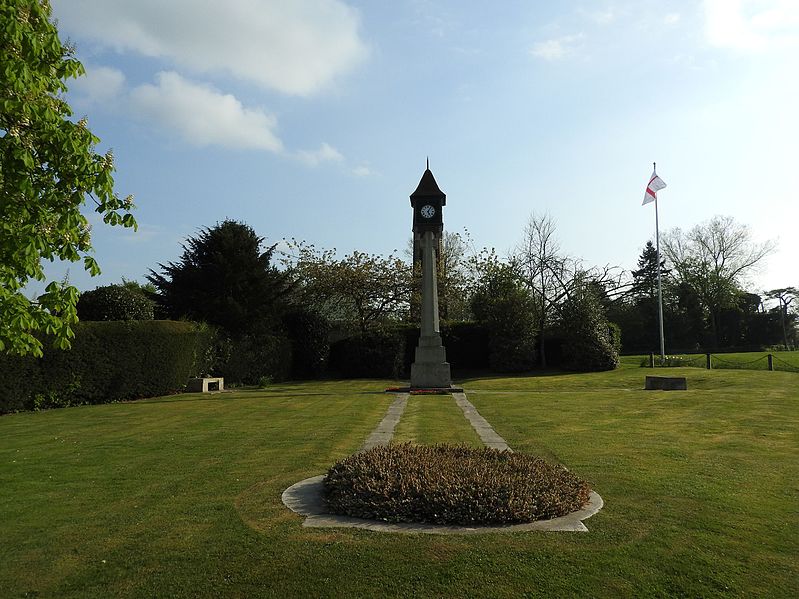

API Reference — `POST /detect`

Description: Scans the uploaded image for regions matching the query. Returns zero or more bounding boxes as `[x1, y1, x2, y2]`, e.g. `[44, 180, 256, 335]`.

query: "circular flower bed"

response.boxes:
[323, 443, 591, 525]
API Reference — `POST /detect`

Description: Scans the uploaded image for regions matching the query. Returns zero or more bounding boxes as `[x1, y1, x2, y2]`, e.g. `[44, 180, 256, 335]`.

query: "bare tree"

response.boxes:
[513, 214, 565, 367]
[662, 215, 776, 346]
[512, 214, 622, 366]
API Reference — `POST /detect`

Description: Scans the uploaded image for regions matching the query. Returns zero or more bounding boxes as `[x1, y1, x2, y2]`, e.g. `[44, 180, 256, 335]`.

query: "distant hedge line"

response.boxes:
[328, 322, 495, 379]
[1, 316, 616, 415]
[0, 321, 214, 414]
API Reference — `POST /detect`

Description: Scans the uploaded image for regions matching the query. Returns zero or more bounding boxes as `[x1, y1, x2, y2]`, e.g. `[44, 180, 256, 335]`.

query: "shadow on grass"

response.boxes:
[455, 369, 575, 385]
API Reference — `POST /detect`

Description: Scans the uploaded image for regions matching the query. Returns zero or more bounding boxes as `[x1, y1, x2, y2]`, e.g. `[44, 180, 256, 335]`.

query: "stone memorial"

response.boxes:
[409, 162, 454, 389]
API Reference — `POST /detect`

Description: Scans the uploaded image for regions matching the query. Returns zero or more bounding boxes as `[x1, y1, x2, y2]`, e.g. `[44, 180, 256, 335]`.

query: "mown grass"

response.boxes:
[1, 371, 797, 598]
[393, 394, 482, 447]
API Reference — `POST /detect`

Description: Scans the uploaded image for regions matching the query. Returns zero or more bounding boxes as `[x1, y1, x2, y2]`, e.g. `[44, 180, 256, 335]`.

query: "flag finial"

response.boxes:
[426, 156, 429, 170]
[653, 161, 656, 172]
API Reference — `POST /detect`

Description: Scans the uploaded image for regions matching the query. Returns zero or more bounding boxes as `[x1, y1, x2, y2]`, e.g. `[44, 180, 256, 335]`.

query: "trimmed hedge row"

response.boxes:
[329, 330, 406, 379]
[215, 332, 292, 386]
[329, 322, 492, 379]
[0, 321, 214, 414]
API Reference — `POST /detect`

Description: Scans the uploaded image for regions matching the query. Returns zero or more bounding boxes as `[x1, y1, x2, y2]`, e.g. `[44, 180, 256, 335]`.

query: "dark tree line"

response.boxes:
[607, 226, 795, 353]
[76, 213, 793, 385]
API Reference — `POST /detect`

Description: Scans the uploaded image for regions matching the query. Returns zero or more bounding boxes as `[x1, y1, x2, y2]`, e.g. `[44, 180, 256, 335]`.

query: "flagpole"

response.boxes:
[654, 162, 666, 363]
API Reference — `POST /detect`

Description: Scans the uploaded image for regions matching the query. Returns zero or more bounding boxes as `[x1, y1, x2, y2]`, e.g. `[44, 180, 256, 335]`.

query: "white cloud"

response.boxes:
[704, 0, 799, 51]
[129, 72, 283, 152]
[52, 0, 368, 96]
[579, 8, 616, 25]
[664, 13, 681, 25]
[70, 65, 126, 104]
[530, 34, 584, 61]
[352, 165, 371, 177]
[296, 143, 344, 166]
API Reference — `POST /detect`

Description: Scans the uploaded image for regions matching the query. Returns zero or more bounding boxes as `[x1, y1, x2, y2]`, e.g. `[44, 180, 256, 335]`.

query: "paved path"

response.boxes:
[360, 393, 408, 451]
[362, 391, 510, 452]
[452, 392, 511, 451]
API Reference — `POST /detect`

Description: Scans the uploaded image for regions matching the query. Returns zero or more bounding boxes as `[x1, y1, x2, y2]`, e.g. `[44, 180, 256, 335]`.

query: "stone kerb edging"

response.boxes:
[281, 475, 604, 534]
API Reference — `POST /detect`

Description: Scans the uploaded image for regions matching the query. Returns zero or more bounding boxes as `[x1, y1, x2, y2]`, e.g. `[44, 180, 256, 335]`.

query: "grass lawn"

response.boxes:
[1, 371, 797, 598]
[393, 394, 483, 447]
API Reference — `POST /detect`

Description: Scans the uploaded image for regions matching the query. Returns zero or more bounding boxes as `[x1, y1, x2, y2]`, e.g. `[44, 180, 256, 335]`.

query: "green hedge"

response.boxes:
[329, 330, 406, 379]
[0, 321, 214, 414]
[330, 322, 490, 380]
[283, 309, 330, 379]
[215, 332, 292, 385]
[558, 290, 619, 372]
[441, 322, 490, 370]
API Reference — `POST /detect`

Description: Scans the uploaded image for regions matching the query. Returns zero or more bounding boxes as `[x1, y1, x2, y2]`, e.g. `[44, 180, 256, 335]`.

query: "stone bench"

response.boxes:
[645, 376, 687, 391]
[186, 377, 224, 393]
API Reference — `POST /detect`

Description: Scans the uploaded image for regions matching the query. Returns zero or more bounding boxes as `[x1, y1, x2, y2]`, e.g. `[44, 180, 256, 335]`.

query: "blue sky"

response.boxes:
[41, 0, 798, 297]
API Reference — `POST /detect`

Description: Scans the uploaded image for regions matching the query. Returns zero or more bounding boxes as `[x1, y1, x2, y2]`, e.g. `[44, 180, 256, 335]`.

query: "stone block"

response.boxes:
[645, 376, 687, 391]
[410, 362, 451, 389]
[186, 377, 224, 393]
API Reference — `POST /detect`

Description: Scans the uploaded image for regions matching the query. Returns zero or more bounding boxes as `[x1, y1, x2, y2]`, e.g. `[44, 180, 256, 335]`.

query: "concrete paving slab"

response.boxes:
[360, 393, 408, 451]
[452, 392, 512, 452]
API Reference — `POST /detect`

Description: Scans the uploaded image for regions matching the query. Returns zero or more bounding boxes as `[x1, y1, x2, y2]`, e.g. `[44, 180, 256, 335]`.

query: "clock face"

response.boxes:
[420, 204, 436, 219]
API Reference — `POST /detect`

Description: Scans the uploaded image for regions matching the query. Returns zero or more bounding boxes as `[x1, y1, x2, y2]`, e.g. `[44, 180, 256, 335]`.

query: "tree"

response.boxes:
[513, 214, 567, 367]
[77, 284, 154, 321]
[558, 277, 619, 372]
[611, 240, 673, 353]
[514, 213, 622, 365]
[469, 249, 537, 372]
[147, 220, 292, 336]
[662, 216, 775, 347]
[407, 229, 474, 323]
[765, 287, 797, 349]
[284, 241, 412, 333]
[1, 0, 136, 356]
[631, 241, 670, 301]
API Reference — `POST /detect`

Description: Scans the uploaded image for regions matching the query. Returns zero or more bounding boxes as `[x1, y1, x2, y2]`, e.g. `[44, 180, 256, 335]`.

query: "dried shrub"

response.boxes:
[323, 443, 590, 525]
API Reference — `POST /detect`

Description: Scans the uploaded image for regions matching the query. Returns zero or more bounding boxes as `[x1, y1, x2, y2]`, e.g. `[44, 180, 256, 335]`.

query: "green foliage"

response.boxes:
[442, 321, 490, 371]
[0, 320, 213, 413]
[148, 220, 291, 337]
[284, 240, 412, 332]
[0, 0, 137, 356]
[631, 240, 670, 300]
[559, 282, 619, 371]
[329, 330, 405, 378]
[324, 443, 591, 525]
[214, 332, 292, 386]
[77, 284, 155, 321]
[393, 322, 490, 375]
[283, 308, 330, 379]
[662, 216, 775, 346]
[470, 253, 537, 372]
[408, 230, 474, 322]
[607, 321, 622, 356]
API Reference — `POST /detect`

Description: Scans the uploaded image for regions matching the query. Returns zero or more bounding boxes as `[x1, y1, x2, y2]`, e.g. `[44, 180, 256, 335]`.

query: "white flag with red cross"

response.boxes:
[643, 168, 667, 205]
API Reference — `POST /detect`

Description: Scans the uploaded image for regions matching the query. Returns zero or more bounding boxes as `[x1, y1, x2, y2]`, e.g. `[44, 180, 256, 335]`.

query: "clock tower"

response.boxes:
[409, 162, 452, 389]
